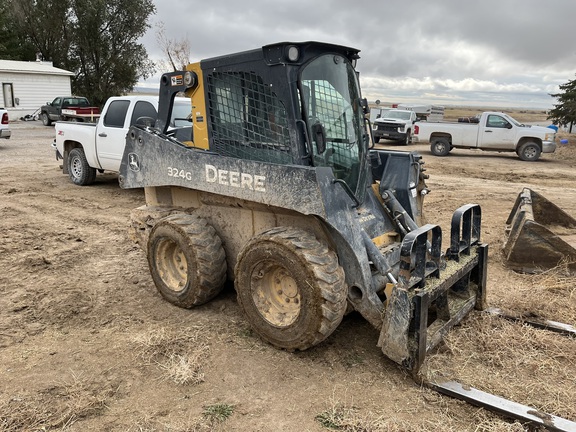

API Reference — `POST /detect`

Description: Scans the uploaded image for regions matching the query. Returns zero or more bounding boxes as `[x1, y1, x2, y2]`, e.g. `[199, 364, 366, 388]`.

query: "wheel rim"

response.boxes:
[70, 156, 83, 179]
[434, 142, 446, 153]
[524, 146, 537, 159]
[155, 237, 188, 292]
[251, 261, 301, 327]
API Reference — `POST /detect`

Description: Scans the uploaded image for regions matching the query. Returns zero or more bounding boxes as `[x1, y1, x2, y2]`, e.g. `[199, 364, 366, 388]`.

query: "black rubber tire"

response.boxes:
[147, 214, 227, 308]
[235, 227, 347, 351]
[41, 112, 52, 126]
[400, 130, 412, 146]
[68, 148, 97, 185]
[430, 137, 451, 156]
[517, 142, 541, 161]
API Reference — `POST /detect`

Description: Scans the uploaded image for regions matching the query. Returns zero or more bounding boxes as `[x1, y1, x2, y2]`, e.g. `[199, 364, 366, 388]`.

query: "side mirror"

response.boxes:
[311, 121, 326, 154]
[506, 123, 513, 129]
[361, 98, 369, 115]
[46, 102, 51, 106]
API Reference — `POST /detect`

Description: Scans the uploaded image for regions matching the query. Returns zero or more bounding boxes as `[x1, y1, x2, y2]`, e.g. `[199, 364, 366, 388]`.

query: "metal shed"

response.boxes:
[0, 59, 73, 121]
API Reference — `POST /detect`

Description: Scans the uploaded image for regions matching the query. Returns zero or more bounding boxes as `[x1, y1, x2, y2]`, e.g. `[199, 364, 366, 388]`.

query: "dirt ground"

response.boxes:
[1, 114, 575, 431]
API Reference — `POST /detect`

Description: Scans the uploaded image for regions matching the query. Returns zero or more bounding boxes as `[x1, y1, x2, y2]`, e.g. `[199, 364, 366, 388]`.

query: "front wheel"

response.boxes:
[401, 130, 412, 146]
[147, 214, 227, 308]
[41, 112, 52, 126]
[517, 142, 541, 161]
[68, 148, 97, 185]
[430, 137, 451, 156]
[235, 227, 347, 351]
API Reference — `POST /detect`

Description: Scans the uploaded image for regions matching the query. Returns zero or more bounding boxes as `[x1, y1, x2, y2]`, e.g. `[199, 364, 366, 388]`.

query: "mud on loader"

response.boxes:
[119, 41, 487, 374]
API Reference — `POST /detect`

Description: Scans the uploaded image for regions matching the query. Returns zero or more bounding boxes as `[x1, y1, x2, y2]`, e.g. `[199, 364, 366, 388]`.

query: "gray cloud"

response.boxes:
[140, 0, 576, 108]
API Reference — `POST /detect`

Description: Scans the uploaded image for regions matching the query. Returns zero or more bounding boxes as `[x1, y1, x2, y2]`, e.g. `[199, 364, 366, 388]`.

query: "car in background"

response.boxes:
[0, 108, 11, 139]
[40, 96, 101, 125]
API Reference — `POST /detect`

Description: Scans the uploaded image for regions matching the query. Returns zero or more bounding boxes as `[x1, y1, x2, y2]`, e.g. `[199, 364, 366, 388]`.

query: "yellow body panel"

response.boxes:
[185, 63, 209, 150]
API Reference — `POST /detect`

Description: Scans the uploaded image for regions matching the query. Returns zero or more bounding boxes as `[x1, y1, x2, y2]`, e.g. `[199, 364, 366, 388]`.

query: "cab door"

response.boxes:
[95, 100, 157, 171]
[477, 114, 516, 149]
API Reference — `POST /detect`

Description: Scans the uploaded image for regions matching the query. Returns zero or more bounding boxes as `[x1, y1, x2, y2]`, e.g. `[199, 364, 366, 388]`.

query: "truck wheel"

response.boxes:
[235, 227, 347, 351]
[68, 148, 97, 185]
[41, 112, 52, 126]
[401, 130, 412, 146]
[430, 138, 451, 156]
[517, 142, 541, 161]
[147, 214, 227, 308]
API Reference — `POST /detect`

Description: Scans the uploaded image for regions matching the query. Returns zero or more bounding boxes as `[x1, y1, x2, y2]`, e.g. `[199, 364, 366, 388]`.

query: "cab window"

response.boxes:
[130, 101, 157, 126]
[486, 115, 510, 128]
[104, 100, 130, 128]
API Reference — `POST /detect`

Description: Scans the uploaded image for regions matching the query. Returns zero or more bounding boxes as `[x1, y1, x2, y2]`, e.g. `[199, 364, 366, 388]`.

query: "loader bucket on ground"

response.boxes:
[503, 188, 576, 273]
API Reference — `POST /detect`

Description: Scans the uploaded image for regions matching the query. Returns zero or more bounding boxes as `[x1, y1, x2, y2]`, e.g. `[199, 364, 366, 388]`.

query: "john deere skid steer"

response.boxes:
[119, 41, 487, 374]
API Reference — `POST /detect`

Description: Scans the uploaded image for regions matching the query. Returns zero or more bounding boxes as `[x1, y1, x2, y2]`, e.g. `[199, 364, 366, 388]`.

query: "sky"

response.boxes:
[138, 0, 576, 110]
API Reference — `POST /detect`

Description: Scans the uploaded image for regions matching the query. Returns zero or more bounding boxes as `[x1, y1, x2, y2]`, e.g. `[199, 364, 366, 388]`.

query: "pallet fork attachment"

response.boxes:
[379, 204, 487, 374]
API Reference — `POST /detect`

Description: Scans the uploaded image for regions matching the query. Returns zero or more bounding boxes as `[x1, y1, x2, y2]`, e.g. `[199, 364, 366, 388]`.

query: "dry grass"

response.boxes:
[421, 260, 576, 429]
[501, 260, 576, 325]
[127, 403, 235, 432]
[132, 327, 210, 386]
[314, 389, 529, 431]
[424, 264, 576, 423]
[0, 371, 117, 431]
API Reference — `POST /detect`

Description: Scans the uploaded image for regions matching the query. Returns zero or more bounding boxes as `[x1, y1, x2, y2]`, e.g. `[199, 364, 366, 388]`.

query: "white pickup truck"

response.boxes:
[413, 111, 556, 161]
[372, 109, 417, 145]
[54, 95, 192, 185]
[0, 108, 11, 139]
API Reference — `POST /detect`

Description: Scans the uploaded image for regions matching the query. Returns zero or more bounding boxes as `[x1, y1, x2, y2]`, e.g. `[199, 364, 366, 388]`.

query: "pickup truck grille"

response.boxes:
[376, 122, 400, 132]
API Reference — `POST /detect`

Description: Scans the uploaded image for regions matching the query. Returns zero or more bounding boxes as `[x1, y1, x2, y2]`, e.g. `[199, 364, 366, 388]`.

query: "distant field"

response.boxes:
[443, 106, 549, 123]
[369, 104, 551, 124]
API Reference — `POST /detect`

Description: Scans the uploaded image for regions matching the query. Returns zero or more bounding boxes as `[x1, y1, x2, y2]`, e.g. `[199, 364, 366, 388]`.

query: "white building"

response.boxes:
[0, 59, 74, 121]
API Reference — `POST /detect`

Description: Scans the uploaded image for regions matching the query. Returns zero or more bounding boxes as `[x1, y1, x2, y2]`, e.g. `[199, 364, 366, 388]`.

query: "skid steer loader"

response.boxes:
[118, 41, 487, 374]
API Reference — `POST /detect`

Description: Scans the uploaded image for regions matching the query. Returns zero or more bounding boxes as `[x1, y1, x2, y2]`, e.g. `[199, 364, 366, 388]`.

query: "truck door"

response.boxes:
[48, 97, 61, 121]
[477, 114, 515, 149]
[96, 99, 158, 171]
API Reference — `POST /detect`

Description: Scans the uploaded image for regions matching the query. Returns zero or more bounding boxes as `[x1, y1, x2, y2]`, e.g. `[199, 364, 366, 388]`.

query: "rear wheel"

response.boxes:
[68, 148, 97, 185]
[147, 214, 227, 308]
[517, 142, 541, 161]
[235, 227, 347, 351]
[430, 137, 451, 156]
[41, 112, 52, 126]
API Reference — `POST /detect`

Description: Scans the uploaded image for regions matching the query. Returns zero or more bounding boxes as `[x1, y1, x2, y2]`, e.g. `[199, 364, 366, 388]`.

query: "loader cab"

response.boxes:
[196, 41, 369, 203]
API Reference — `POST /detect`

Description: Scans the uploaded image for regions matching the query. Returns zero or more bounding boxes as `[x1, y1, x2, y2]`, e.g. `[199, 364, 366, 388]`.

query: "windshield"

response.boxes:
[300, 54, 367, 201]
[503, 113, 522, 127]
[383, 110, 412, 120]
[172, 99, 192, 127]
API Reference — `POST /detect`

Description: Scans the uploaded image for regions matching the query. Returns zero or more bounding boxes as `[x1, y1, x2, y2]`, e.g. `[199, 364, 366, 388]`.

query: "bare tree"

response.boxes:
[155, 21, 191, 72]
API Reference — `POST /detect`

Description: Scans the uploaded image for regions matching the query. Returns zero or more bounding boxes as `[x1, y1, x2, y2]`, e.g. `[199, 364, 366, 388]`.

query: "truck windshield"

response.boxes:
[300, 54, 367, 202]
[383, 111, 412, 120]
